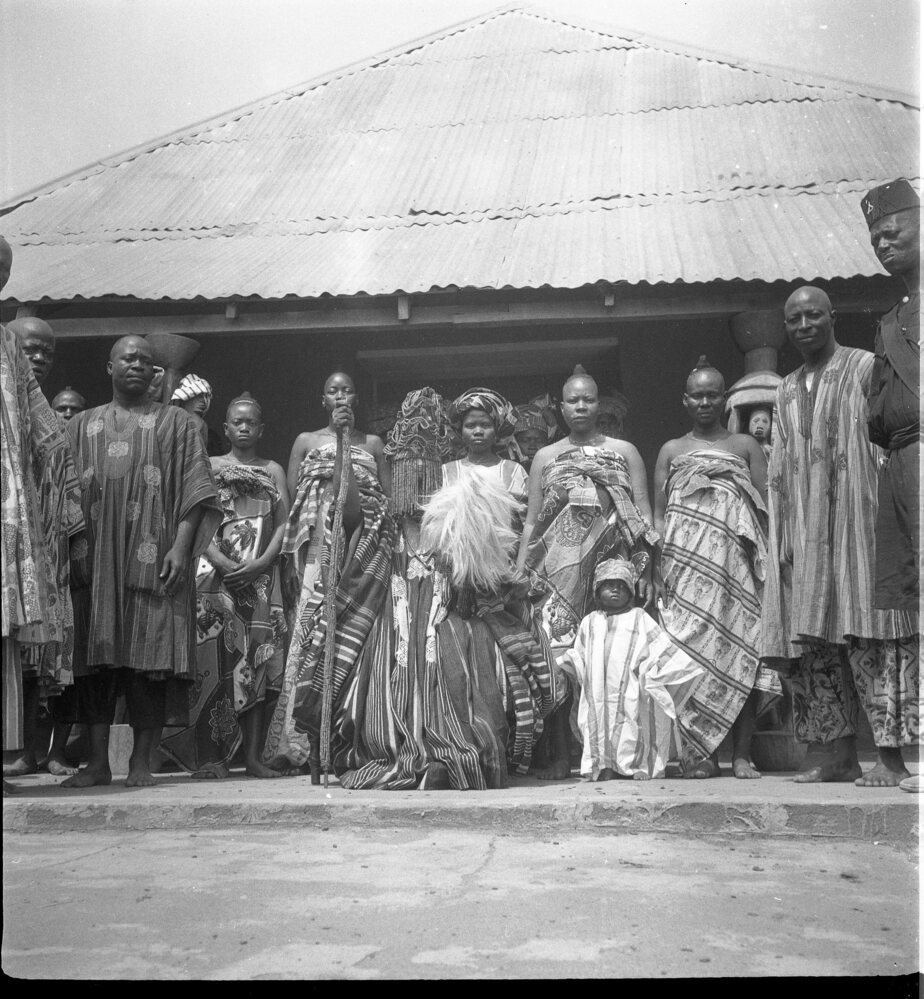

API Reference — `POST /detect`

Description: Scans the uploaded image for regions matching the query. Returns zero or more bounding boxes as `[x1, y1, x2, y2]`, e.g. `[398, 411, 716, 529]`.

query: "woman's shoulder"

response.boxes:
[657, 436, 687, 459]
[533, 438, 570, 464]
[601, 436, 640, 460]
[291, 430, 321, 450]
[498, 456, 527, 475]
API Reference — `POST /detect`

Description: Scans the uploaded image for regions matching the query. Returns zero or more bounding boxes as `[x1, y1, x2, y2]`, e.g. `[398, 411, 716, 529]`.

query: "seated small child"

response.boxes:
[563, 556, 703, 781]
[747, 406, 773, 460]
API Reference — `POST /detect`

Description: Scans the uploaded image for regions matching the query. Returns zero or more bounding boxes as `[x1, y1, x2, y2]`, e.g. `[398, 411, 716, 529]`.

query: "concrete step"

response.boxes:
[3, 770, 918, 844]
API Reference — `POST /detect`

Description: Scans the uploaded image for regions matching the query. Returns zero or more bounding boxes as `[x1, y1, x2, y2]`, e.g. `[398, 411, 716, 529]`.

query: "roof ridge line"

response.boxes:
[0, 4, 521, 211]
[0, 2, 916, 212]
[518, 2, 920, 107]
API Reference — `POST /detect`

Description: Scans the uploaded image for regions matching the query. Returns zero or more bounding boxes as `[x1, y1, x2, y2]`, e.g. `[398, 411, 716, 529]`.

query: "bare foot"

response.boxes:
[244, 759, 283, 780]
[632, 772, 651, 781]
[684, 757, 720, 779]
[125, 765, 157, 787]
[595, 768, 618, 782]
[2, 754, 37, 777]
[3, 779, 20, 796]
[191, 762, 230, 781]
[535, 760, 572, 780]
[732, 757, 762, 780]
[41, 756, 79, 777]
[793, 760, 862, 783]
[854, 762, 910, 788]
[275, 762, 310, 778]
[61, 766, 112, 788]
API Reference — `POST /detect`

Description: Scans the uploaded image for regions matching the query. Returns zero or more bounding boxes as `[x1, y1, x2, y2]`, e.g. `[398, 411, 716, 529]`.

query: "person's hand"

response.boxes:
[282, 561, 300, 606]
[208, 551, 239, 578]
[648, 577, 666, 614]
[330, 404, 355, 432]
[223, 557, 267, 591]
[506, 566, 531, 601]
[160, 544, 191, 595]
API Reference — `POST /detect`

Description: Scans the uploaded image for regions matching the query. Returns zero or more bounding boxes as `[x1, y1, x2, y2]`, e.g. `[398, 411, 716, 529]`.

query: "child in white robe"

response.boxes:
[563, 556, 703, 781]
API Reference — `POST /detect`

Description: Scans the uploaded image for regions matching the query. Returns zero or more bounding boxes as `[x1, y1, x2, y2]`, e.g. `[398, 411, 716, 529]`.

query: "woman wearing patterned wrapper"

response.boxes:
[159, 395, 289, 780]
[415, 387, 555, 785]
[517, 365, 658, 781]
[262, 371, 393, 781]
[654, 356, 779, 780]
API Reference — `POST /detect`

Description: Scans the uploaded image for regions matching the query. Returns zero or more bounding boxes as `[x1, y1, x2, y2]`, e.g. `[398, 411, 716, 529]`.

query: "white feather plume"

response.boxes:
[420, 472, 519, 591]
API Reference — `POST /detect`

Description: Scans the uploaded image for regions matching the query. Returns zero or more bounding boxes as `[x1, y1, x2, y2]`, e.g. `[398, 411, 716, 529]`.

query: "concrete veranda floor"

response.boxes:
[3, 758, 919, 843]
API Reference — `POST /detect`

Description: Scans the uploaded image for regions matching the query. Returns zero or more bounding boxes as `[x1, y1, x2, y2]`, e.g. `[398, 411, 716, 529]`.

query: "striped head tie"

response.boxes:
[171, 373, 213, 412]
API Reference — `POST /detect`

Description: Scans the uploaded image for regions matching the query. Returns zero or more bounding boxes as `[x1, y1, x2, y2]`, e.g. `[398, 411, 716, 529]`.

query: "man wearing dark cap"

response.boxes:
[860, 178, 920, 791]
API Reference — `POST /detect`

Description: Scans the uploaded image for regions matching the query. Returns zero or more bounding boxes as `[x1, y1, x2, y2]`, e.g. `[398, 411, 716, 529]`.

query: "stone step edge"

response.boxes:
[4, 798, 917, 843]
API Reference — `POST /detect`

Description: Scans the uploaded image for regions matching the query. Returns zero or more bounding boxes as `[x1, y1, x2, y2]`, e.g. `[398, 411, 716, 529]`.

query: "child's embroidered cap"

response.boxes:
[594, 557, 636, 589]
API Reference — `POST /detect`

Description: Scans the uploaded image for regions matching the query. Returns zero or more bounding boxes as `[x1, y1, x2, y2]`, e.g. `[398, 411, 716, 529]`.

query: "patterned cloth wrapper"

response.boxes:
[159, 463, 287, 773]
[264, 444, 395, 767]
[171, 373, 213, 413]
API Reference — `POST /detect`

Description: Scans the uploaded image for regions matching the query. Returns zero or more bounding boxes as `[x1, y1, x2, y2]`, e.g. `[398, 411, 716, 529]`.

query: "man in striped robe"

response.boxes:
[760, 287, 918, 786]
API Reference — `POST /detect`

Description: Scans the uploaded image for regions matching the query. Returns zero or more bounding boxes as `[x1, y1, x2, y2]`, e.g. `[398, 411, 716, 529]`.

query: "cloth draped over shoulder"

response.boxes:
[760, 346, 917, 661]
[563, 608, 702, 779]
[867, 293, 920, 610]
[337, 455, 553, 787]
[160, 463, 287, 772]
[18, 410, 85, 692]
[67, 403, 220, 677]
[2, 326, 83, 645]
[264, 444, 394, 766]
[526, 445, 659, 648]
[2, 326, 83, 745]
[659, 450, 780, 766]
[338, 523, 524, 789]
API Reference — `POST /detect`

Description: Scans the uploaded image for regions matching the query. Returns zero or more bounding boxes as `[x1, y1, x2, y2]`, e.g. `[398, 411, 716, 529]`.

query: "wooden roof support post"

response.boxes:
[601, 284, 615, 309]
[225, 302, 239, 321]
[397, 294, 410, 321]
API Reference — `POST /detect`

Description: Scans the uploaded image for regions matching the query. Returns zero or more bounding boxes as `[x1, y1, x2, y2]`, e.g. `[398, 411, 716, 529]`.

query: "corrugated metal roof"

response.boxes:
[6, 183, 894, 299]
[1, 5, 918, 302]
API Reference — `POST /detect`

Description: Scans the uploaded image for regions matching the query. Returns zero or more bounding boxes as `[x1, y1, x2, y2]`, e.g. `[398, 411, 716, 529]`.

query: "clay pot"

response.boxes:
[729, 310, 786, 374]
[145, 333, 200, 402]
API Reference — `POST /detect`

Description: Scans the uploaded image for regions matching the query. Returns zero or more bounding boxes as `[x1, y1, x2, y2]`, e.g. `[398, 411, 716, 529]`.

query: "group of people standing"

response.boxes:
[1, 178, 919, 796]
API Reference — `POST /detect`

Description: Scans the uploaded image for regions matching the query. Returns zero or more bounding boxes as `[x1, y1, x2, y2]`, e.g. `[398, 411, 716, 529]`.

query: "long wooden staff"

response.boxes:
[319, 416, 349, 788]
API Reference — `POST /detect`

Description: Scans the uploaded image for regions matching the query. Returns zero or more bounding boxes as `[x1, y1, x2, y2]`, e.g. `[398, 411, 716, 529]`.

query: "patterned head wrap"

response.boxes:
[171, 373, 212, 412]
[593, 552, 649, 591]
[387, 387, 453, 517]
[593, 557, 637, 590]
[513, 393, 558, 438]
[450, 387, 516, 440]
